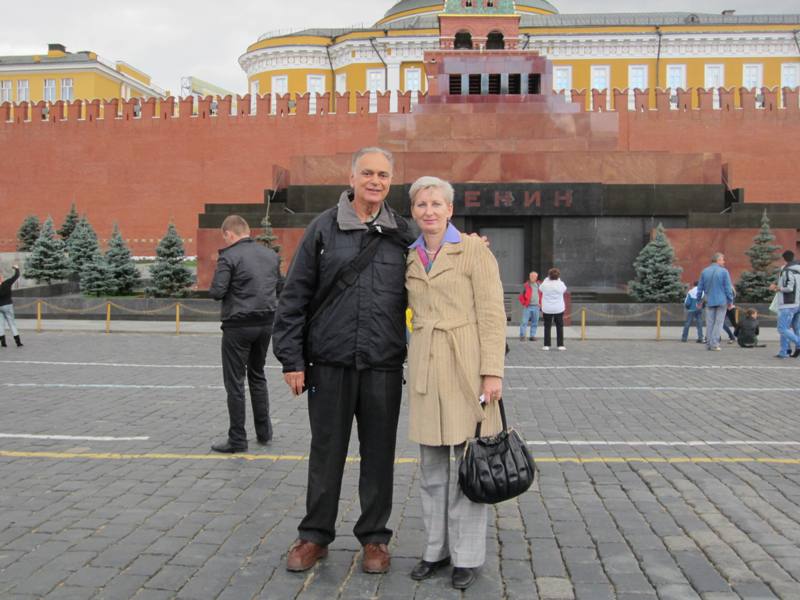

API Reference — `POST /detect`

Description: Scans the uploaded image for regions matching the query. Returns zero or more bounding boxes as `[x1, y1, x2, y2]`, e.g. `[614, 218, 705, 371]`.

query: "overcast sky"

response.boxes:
[2, 1, 797, 95]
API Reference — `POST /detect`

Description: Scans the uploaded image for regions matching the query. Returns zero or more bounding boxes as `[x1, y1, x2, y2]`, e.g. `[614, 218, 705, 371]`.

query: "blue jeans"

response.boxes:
[777, 306, 800, 356]
[705, 306, 727, 349]
[519, 306, 540, 338]
[0, 304, 18, 337]
[681, 310, 703, 341]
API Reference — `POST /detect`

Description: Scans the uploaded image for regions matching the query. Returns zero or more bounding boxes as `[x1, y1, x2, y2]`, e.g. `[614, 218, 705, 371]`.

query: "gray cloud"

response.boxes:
[2, 0, 798, 95]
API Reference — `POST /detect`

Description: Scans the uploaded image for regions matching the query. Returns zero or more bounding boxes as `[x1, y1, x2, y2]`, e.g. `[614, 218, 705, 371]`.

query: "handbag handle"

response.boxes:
[474, 397, 508, 437]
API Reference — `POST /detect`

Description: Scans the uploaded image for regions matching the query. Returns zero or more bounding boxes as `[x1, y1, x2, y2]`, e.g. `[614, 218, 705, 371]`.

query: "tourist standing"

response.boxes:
[208, 215, 282, 453]
[540, 268, 567, 351]
[518, 271, 540, 341]
[681, 281, 704, 343]
[769, 250, 800, 359]
[696, 253, 734, 351]
[404, 176, 505, 591]
[0, 265, 22, 348]
[273, 147, 416, 574]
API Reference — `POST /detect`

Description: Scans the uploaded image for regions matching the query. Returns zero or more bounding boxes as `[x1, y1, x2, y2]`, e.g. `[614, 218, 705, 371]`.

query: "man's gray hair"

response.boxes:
[409, 176, 455, 205]
[351, 147, 394, 172]
[712, 252, 724, 263]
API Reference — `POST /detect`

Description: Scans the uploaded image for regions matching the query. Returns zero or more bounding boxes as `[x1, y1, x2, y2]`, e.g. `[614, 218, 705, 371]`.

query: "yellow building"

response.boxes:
[0, 43, 166, 105]
[238, 1, 800, 111]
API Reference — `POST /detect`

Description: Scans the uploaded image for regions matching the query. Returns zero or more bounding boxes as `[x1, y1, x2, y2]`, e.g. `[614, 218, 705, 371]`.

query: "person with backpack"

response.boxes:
[769, 250, 800, 359]
[681, 281, 704, 343]
[518, 271, 540, 341]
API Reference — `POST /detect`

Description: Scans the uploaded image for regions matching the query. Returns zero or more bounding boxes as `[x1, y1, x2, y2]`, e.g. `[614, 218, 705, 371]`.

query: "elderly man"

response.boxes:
[696, 252, 734, 351]
[518, 271, 540, 341]
[208, 215, 282, 453]
[273, 147, 416, 574]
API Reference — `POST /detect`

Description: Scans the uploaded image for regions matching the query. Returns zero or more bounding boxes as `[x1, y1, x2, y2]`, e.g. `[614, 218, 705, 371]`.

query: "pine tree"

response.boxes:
[17, 215, 41, 251]
[105, 224, 141, 295]
[79, 252, 114, 297]
[628, 223, 685, 303]
[737, 210, 781, 302]
[255, 212, 283, 267]
[150, 223, 193, 297]
[57, 203, 80, 241]
[24, 218, 70, 284]
[65, 217, 100, 278]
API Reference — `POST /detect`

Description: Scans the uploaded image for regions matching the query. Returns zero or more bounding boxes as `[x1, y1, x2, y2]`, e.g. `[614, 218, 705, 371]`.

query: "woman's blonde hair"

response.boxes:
[409, 176, 454, 205]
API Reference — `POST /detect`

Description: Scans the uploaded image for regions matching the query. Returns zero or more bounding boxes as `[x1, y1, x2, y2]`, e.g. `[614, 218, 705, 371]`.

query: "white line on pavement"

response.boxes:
[2, 360, 798, 371]
[526, 440, 800, 447]
[2, 383, 224, 390]
[553, 387, 798, 392]
[0, 433, 150, 441]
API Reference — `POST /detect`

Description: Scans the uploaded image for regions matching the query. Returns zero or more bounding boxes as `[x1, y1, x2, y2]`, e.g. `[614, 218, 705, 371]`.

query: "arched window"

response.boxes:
[486, 31, 504, 50]
[454, 31, 473, 50]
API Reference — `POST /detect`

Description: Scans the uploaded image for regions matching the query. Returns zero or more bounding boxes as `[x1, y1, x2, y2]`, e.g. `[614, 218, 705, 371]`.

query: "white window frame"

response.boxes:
[404, 67, 422, 106]
[781, 63, 800, 109]
[366, 69, 385, 113]
[335, 73, 347, 94]
[590, 65, 610, 110]
[43, 79, 56, 102]
[250, 80, 259, 113]
[743, 63, 764, 108]
[17, 80, 29, 102]
[307, 74, 325, 114]
[704, 64, 724, 109]
[0, 80, 11, 103]
[553, 65, 572, 102]
[627, 64, 648, 110]
[271, 75, 288, 114]
[666, 64, 687, 109]
[61, 78, 73, 102]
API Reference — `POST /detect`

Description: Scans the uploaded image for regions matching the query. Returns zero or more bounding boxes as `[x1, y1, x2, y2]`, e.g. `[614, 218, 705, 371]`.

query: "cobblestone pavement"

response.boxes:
[1, 332, 800, 600]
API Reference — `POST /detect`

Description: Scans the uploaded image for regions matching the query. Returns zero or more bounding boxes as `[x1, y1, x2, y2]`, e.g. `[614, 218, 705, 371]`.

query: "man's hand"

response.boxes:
[769, 283, 778, 292]
[467, 232, 490, 248]
[480, 376, 503, 404]
[12, 264, 18, 270]
[284, 371, 305, 396]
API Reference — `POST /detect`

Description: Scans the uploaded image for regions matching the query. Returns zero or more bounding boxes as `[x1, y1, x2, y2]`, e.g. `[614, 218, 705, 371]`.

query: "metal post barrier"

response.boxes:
[176, 303, 181, 335]
[105, 302, 111, 334]
[656, 307, 662, 341]
[735, 307, 740, 324]
[581, 308, 587, 341]
[36, 300, 42, 333]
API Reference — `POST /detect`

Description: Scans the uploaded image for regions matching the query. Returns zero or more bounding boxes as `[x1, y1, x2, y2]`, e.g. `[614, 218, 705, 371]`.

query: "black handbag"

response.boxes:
[458, 399, 536, 504]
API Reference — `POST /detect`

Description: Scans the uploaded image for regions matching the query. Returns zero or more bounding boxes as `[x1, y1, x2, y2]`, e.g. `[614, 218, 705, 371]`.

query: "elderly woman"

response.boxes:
[405, 176, 506, 590]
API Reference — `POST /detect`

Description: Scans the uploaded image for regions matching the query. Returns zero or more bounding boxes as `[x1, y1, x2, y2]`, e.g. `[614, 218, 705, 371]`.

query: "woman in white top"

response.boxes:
[539, 268, 567, 350]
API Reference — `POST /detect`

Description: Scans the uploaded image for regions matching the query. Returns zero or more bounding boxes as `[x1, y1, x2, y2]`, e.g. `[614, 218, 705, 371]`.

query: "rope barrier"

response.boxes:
[178, 305, 220, 316]
[107, 302, 178, 315]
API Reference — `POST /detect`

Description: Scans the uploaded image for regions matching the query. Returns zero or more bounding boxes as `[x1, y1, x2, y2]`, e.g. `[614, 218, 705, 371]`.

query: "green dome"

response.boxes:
[382, 0, 559, 20]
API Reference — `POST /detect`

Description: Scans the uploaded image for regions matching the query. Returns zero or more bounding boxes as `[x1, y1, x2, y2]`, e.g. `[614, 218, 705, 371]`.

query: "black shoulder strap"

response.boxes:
[307, 229, 384, 326]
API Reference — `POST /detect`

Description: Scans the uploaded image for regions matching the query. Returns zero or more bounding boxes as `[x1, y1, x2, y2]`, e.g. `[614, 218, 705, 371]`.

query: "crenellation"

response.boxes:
[1, 88, 798, 128]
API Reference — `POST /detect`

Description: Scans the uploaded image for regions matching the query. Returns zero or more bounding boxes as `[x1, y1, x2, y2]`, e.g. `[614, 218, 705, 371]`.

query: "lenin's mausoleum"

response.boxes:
[1, 0, 800, 294]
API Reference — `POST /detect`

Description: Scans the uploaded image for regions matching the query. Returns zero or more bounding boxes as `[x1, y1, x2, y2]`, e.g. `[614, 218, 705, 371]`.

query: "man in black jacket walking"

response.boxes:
[209, 215, 282, 453]
[0, 265, 22, 348]
[273, 147, 416, 575]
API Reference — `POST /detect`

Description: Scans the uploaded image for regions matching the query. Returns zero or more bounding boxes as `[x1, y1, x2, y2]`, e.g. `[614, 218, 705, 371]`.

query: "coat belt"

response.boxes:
[411, 317, 485, 422]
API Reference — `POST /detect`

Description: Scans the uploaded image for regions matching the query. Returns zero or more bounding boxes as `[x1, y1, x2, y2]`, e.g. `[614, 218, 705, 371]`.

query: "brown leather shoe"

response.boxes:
[286, 539, 328, 572]
[362, 543, 391, 574]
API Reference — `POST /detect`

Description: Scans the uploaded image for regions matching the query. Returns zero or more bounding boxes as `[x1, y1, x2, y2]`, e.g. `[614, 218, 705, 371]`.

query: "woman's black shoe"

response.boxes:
[452, 567, 476, 590]
[410, 557, 451, 581]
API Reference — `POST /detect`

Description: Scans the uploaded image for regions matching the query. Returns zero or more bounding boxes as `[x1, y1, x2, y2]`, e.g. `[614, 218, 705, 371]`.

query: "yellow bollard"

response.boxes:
[36, 300, 42, 333]
[105, 302, 111, 334]
[581, 308, 587, 341]
[735, 307, 740, 324]
[656, 307, 662, 341]
[176, 303, 181, 335]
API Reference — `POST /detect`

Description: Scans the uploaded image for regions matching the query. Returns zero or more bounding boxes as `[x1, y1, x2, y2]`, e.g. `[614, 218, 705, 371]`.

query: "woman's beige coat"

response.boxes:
[406, 234, 506, 446]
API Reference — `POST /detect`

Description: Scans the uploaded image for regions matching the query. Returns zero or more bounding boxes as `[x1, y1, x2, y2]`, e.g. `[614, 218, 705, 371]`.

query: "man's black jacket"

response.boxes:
[272, 191, 416, 373]
[209, 238, 282, 327]
[0, 267, 20, 306]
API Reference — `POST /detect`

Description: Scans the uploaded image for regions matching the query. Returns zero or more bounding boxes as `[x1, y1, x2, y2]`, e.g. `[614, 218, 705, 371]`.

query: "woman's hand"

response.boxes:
[481, 376, 503, 403]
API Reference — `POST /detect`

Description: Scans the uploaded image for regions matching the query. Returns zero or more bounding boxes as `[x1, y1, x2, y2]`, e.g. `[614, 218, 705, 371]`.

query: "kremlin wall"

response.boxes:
[1, 0, 799, 293]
